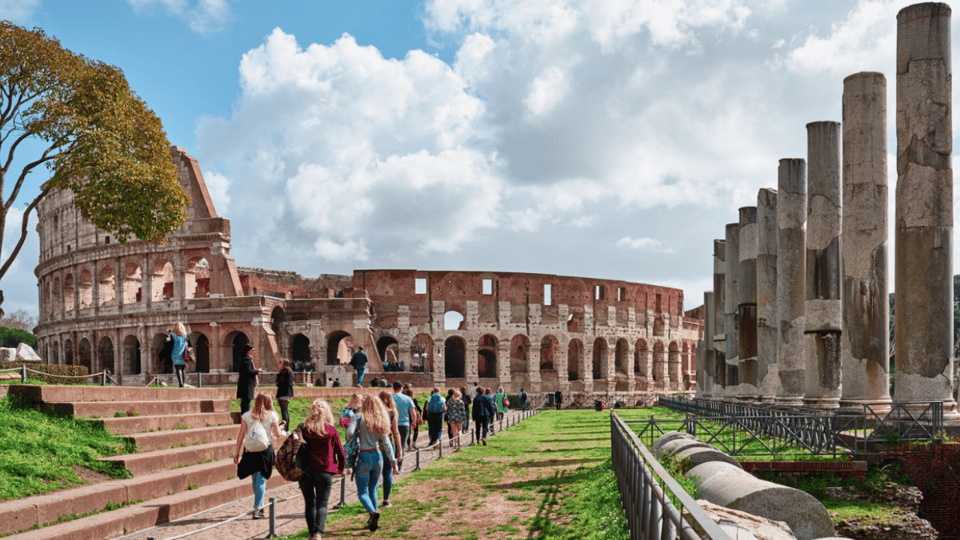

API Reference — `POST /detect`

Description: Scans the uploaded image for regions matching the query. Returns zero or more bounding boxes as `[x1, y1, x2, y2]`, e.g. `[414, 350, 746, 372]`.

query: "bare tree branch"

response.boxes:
[0, 186, 50, 282]
[3, 146, 57, 211]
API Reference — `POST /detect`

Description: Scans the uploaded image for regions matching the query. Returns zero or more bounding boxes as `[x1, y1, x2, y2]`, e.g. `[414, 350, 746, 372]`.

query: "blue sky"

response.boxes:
[0, 0, 951, 319]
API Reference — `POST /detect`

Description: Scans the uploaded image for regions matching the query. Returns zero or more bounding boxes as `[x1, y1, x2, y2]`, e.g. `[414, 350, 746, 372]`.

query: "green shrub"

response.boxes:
[0, 326, 37, 350]
[0, 361, 90, 385]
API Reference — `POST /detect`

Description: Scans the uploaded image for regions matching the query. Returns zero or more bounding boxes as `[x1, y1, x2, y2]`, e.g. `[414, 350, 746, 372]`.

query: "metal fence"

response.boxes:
[611, 412, 732, 540]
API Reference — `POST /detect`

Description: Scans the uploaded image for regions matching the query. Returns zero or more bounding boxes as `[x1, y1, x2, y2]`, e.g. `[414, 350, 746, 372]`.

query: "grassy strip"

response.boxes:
[0, 394, 132, 502]
[277, 408, 628, 539]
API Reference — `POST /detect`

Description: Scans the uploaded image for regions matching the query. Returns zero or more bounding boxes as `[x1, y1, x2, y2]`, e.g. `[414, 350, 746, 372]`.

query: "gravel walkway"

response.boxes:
[119, 411, 532, 540]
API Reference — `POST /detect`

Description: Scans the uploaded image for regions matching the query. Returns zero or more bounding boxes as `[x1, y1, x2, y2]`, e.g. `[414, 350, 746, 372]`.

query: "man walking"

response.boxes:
[392, 381, 416, 460]
[350, 346, 368, 387]
[519, 388, 528, 412]
[554, 388, 563, 411]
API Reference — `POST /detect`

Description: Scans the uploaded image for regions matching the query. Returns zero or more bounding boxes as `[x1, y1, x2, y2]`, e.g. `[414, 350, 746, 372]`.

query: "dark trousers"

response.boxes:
[240, 398, 252, 415]
[299, 469, 333, 536]
[556, 401, 562, 411]
[397, 424, 410, 465]
[175, 365, 185, 387]
[474, 418, 489, 442]
[427, 412, 443, 446]
[278, 399, 290, 429]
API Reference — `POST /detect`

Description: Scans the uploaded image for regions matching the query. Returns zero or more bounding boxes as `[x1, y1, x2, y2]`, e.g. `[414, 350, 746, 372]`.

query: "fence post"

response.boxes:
[333, 474, 346, 509]
[21, 364, 26, 383]
[265, 497, 278, 538]
[414, 448, 421, 472]
[198, 372, 202, 388]
[102, 371, 106, 386]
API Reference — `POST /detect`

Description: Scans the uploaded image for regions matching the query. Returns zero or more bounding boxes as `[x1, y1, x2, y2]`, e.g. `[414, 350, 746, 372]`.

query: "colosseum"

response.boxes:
[34, 147, 703, 398]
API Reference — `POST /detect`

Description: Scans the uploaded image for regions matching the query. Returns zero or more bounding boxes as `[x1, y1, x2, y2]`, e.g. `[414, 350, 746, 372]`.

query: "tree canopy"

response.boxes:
[0, 21, 189, 288]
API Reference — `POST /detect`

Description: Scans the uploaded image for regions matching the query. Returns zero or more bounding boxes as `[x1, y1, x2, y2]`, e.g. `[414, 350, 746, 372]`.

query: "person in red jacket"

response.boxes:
[297, 399, 345, 540]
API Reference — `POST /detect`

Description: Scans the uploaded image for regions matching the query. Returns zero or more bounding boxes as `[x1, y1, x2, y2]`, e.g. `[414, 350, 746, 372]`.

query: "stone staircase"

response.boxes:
[1, 385, 290, 540]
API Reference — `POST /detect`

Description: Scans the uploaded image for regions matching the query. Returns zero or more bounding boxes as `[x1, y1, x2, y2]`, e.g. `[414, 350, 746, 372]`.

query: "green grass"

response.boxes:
[0, 394, 132, 501]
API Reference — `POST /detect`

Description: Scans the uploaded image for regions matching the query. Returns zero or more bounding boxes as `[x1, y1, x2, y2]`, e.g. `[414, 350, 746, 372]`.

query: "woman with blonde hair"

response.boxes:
[168, 322, 189, 387]
[346, 395, 397, 532]
[494, 386, 508, 421]
[233, 394, 282, 519]
[297, 399, 344, 540]
[376, 390, 404, 507]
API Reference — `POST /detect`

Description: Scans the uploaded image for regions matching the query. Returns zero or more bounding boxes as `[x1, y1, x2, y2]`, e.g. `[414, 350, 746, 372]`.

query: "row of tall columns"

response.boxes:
[696, 3, 956, 417]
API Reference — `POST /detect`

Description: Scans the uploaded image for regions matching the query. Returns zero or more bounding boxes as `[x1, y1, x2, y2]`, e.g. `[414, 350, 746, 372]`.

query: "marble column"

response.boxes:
[776, 158, 807, 407]
[738, 207, 759, 401]
[895, 3, 959, 417]
[840, 71, 892, 414]
[757, 188, 780, 401]
[724, 223, 740, 400]
[712, 239, 727, 399]
[804, 121, 843, 410]
[702, 290, 716, 398]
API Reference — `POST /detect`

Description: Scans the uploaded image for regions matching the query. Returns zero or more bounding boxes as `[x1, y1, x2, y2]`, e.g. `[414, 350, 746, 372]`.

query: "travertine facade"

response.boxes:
[34, 148, 702, 394]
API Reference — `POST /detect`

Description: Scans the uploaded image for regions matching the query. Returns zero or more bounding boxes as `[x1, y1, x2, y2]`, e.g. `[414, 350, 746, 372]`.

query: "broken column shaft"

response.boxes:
[757, 188, 780, 401]
[840, 71, 892, 413]
[724, 223, 740, 400]
[776, 158, 807, 407]
[738, 207, 759, 401]
[804, 121, 843, 410]
[712, 239, 727, 398]
[895, 2, 958, 417]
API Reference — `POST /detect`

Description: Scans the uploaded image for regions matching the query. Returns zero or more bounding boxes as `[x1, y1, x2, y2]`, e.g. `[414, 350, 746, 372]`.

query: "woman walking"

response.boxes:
[425, 388, 446, 447]
[168, 322, 189, 388]
[494, 387, 508, 421]
[297, 399, 345, 540]
[275, 358, 294, 434]
[446, 389, 466, 449]
[233, 394, 282, 519]
[471, 386, 493, 445]
[460, 386, 471, 433]
[346, 395, 397, 532]
[377, 391, 404, 507]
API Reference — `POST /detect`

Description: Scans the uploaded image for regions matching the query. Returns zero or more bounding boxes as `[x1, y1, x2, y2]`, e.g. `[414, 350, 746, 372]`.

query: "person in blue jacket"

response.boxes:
[168, 322, 189, 388]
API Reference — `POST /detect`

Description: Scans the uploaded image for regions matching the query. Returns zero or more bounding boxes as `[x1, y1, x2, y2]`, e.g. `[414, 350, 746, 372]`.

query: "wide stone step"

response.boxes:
[53, 399, 231, 419]
[0, 459, 245, 537]
[97, 411, 239, 435]
[128, 424, 240, 453]
[9, 384, 234, 403]
[4, 473, 289, 540]
[101, 440, 237, 477]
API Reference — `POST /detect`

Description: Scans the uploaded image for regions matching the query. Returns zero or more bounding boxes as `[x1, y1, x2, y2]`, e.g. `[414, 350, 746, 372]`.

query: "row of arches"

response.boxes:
[42, 256, 211, 317]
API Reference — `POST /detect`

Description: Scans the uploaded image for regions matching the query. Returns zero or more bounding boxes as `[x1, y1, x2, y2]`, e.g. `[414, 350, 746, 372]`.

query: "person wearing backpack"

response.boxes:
[425, 387, 446, 447]
[347, 395, 397, 532]
[233, 394, 282, 519]
[519, 388, 528, 412]
[298, 399, 345, 540]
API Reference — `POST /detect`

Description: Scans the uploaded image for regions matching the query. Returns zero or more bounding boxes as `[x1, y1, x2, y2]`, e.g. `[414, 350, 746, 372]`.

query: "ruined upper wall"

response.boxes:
[238, 267, 353, 299]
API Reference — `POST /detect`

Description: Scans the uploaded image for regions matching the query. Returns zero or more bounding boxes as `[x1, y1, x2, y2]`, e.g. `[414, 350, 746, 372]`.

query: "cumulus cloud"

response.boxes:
[202, 170, 230, 214]
[126, 0, 230, 33]
[616, 236, 673, 253]
[0, 0, 40, 23]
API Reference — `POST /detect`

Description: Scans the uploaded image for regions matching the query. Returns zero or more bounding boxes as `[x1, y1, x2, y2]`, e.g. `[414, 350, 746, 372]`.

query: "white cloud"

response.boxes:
[616, 236, 673, 253]
[202, 170, 230, 214]
[126, 0, 230, 33]
[0, 0, 40, 23]
[524, 67, 569, 118]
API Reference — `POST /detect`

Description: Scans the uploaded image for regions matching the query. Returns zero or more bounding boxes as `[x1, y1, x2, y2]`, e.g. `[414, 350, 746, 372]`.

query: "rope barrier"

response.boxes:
[23, 367, 105, 379]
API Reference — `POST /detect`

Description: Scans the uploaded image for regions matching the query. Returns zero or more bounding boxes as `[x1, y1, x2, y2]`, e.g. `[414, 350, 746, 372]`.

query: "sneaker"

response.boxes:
[482, 439, 487, 446]
[382, 500, 393, 508]
[369, 512, 380, 532]
[253, 509, 265, 519]
[397, 469, 404, 474]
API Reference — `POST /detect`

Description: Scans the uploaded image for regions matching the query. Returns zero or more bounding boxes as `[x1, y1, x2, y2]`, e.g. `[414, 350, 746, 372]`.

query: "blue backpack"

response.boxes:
[428, 393, 444, 413]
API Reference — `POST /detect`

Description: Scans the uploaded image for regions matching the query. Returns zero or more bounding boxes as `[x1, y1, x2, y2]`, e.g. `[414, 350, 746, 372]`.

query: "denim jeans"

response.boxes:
[299, 469, 333, 536]
[251, 471, 266, 509]
[354, 451, 382, 513]
[397, 424, 410, 467]
[356, 365, 366, 387]
[381, 448, 394, 501]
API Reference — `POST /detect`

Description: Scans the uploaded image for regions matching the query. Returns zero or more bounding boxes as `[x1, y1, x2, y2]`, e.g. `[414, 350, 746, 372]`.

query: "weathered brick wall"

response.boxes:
[884, 444, 960, 539]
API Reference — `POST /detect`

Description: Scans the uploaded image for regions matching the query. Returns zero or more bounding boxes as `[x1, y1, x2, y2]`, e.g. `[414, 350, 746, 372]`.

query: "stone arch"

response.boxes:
[98, 336, 115, 375]
[270, 306, 285, 335]
[411, 333, 434, 372]
[123, 262, 142, 304]
[444, 336, 466, 378]
[292, 334, 311, 366]
[635, 339, 649, 378]
[615, 338, 630, 375]
[377, 336, 399, 368]
[99, 266, 116, 306]
[568, 338, 583, 381]
[444, 309, 465, 330]
[226, 331, 251, 372]
[52, 276, 61, 314]
[326, 331, 352, 366]
[122, 335, 141, 375]
[478, 334, 498, 378]
[185, 256, 210, 299]
[592, 337, 608, 380]
[540, 335, 558, 371]
[653, 341, 666, 383]
[151, 332, 170, 373]
[78, 269, 93, 309]
[190, 332, 210, 373]
[43, 281, 50, 317]
[510, 334, 530, 375]
[151, 258, 174, 301]
[51, 340, 60, 365]
[64, 338, 74, 365]
[78, 338, 92, 372]
[63, 273, 74, 312]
